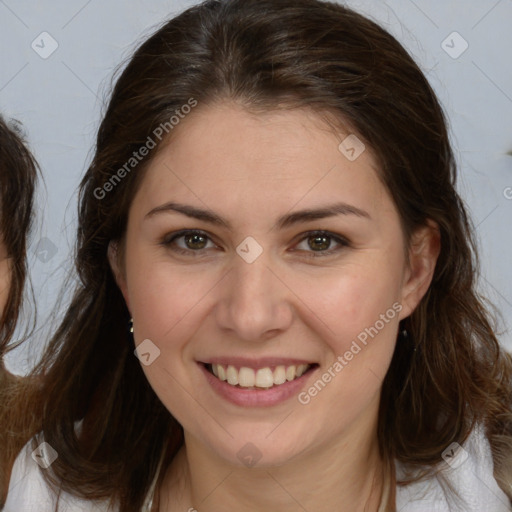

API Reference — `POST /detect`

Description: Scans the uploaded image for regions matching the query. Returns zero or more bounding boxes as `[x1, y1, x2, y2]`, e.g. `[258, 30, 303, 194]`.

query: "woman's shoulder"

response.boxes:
[5, 425, 511, 512]
[395, 423, 512, 511]
[3, 436, 115, 512]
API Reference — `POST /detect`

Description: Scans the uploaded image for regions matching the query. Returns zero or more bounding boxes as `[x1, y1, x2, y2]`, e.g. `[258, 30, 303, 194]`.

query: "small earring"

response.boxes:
[403, 328, 418, 353]
[129, 318, 134, 333]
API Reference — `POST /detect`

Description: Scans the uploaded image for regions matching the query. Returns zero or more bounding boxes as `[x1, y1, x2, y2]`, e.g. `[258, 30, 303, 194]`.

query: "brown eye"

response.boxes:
[307, 234, 331, 251]
[184, 232, 208, 250]
[162, 230, 217, 255]
[293, 230, 349, 258]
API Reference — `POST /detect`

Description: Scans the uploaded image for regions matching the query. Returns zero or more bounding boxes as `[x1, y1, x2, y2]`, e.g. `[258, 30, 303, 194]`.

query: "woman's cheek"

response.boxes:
[129, 264, 212, 340]
[318, 275, 399, 357]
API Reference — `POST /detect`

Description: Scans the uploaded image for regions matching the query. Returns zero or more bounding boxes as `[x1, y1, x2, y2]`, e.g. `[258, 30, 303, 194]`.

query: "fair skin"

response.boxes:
[0, 239, 12, 378]
[0, 240, 10, 316]
[109, 102, 440, 512]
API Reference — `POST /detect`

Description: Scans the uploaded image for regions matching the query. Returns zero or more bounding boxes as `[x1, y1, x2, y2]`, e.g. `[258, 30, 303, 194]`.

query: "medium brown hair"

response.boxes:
[4, 1, 512, 510]
[0, 114, 38, 501]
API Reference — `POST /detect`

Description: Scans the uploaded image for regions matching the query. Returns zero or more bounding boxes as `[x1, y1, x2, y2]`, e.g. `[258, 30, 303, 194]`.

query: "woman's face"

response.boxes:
[0, 239, 11, 315]
[111, 102, 438, 467]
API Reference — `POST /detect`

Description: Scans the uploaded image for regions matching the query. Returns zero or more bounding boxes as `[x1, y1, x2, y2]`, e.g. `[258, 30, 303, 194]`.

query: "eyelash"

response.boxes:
[161, 229, 350, 259]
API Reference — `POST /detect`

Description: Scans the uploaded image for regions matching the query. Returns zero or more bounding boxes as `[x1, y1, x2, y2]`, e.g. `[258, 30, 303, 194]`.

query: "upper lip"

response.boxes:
[199, 357, 316, 369]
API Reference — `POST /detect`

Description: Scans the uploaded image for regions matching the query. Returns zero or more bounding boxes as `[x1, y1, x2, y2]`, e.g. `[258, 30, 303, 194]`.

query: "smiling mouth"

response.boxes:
[203, 362, 318, 389]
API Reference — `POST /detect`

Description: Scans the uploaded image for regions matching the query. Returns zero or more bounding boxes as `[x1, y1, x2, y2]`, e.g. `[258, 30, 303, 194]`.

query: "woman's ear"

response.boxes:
[107, 240, 131, 311]
[399, 219, 441, 320]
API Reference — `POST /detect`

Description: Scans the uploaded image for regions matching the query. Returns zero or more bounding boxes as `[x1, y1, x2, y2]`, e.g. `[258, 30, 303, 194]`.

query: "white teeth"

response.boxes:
[226, 365, 238, 385]
[285, 366, 296, 381]
[209, 363, 311, 389]
[273, 365, 286, 385]
[255, 368, 274, 388]
[238, 367, 255, 387]
[296, 364, 308, 377]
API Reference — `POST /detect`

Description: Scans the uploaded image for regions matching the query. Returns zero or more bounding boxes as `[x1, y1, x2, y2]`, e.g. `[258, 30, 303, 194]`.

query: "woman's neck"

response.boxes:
[158, 416, 387, 512]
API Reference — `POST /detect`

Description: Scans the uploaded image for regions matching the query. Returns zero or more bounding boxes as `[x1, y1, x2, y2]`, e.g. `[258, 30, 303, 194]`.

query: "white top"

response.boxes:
[4, 424, 511, 512]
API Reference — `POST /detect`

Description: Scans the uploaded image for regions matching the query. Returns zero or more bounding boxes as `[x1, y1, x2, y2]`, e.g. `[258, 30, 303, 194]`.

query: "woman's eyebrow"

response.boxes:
[144, 201, 371, 230]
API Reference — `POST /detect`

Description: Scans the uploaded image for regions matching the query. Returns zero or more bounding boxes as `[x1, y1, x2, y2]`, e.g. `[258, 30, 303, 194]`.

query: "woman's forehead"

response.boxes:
[136, 102, 387, 214]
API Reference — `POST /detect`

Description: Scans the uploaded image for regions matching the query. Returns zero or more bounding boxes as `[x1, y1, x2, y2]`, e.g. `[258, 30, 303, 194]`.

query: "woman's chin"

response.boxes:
[202, 433, 312, 469]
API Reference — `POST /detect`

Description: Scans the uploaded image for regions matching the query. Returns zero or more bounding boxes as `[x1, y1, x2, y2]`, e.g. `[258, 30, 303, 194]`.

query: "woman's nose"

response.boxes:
[213, 250, 294, 343]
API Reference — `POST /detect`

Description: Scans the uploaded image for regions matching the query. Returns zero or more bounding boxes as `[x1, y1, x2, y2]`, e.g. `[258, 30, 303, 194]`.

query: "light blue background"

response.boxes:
[1, 0, 511, 373]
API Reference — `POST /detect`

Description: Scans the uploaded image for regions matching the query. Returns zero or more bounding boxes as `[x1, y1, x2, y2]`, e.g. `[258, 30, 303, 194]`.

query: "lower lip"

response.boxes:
[199, 363, 317, 407]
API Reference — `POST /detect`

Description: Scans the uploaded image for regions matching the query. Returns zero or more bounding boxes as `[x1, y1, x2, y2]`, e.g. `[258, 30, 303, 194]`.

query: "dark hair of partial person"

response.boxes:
[3, 1, 511, 511]
[0, 113, 38, 503]
[0, 115, 37, 350]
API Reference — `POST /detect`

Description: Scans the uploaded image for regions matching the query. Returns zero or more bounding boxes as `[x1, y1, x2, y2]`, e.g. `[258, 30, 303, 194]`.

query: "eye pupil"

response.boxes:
[308, 235, 330, 251]
[185, 233, 207, 249]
